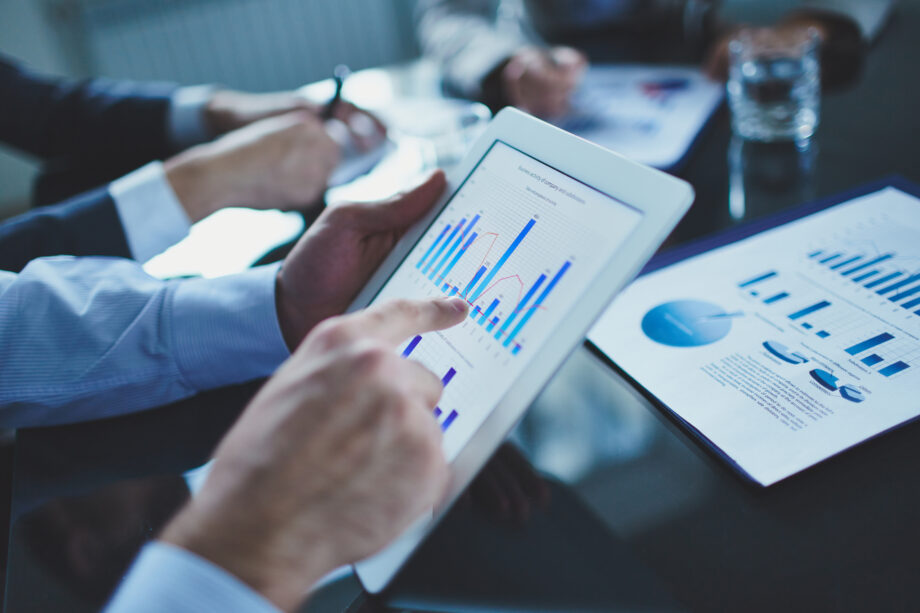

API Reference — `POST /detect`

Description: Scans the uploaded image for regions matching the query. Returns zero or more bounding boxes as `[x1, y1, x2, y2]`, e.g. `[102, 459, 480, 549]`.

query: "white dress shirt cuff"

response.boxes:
[169, 262, 290, 391]
[110, 162, 192, 263]
[169, 84, 217, 150]
[106, 541, 281, 613]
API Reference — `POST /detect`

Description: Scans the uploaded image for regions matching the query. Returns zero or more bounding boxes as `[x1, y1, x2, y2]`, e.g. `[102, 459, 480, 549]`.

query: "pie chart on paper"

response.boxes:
[641, 300, 735, 347]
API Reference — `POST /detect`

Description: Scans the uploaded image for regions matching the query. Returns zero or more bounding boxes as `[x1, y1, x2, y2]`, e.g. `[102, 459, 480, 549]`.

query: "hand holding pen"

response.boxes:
[320, 64, 387, 152]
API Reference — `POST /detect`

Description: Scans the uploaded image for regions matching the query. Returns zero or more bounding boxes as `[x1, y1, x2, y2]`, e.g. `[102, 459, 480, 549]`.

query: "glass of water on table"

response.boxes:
[727, 27, 821, 143]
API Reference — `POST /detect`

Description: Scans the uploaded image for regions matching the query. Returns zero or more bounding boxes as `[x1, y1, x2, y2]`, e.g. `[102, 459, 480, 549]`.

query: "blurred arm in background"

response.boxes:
[415, 0, 895, 118]
[0, 55, 383, 205]
[0, 111, 338, 271]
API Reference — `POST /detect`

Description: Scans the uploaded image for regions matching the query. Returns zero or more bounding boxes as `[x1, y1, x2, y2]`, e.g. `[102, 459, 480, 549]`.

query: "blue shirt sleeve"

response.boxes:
[0, 257, 289, 428]
[106, 541, 281, 613]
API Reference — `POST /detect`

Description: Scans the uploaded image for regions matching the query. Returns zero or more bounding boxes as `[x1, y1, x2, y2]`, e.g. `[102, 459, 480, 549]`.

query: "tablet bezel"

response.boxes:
[350, 107, 693, 593]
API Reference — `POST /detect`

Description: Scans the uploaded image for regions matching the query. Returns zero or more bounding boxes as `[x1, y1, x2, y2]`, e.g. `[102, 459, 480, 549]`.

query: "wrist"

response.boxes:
[163, 146, 226, 222]
[161, 498, 332, 611]
[204, 89, 244, 135]
[275, 266, 310, 351]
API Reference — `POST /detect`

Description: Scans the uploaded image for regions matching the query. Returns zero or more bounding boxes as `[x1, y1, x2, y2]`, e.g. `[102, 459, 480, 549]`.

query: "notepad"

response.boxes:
[554, 64, 724, 170]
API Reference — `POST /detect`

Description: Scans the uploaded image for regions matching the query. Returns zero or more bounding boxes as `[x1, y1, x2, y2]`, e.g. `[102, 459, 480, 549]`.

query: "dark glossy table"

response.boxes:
[6, 3, 920, 612]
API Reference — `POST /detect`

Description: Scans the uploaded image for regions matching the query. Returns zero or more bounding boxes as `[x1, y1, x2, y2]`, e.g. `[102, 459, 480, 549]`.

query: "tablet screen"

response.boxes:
[370, 140, 642, 460]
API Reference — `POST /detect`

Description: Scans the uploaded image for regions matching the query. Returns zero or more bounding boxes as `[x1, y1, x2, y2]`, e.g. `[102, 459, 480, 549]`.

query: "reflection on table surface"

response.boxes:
[8, 2, 920, 610]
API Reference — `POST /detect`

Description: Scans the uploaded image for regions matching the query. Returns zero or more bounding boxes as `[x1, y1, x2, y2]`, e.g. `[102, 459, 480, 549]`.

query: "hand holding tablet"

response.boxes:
[350, 108, 694, 592]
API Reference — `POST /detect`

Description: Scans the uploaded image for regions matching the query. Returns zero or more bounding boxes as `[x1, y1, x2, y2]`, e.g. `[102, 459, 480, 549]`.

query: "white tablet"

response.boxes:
[349, 108, 693, 593]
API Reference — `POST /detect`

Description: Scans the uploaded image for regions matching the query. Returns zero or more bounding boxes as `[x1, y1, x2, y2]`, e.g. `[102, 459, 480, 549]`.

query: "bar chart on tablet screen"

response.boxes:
[371, 141, 642, 459]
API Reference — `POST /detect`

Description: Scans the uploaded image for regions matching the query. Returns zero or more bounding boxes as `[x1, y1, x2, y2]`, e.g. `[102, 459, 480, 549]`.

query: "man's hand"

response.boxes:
[275, 170, 448, 349]
[160, 297, 469, 611]
[163, 111, 340, 222]
[704, 20, 829, 82]
[501, 46, 587, 118]
[205, 89, 387, 152]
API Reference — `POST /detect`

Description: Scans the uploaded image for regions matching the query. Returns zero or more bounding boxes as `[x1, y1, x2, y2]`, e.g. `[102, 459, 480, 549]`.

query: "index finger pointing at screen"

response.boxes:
[358, 297, 469, 346]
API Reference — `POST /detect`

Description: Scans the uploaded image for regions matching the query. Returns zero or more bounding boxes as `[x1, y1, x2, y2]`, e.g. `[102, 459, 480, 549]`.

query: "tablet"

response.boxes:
[349, 108, 693, 593]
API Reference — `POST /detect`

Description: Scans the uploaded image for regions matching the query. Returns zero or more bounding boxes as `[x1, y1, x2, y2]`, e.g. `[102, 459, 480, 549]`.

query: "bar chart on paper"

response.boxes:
[735, 265, 918, 382]
[591, 185, 920, 486]
[370, 141, 642, 459]
[806, 246, 920, 315]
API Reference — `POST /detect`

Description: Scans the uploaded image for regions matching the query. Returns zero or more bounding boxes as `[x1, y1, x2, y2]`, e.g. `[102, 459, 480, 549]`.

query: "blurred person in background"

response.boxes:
[416, 0, 893, 118]
[0, 55, 385, 272]
[0, 55, 384, 207]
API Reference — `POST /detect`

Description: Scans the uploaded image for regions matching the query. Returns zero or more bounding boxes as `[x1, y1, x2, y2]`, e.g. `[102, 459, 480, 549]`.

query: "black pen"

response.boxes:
[322, 64, 350, 120]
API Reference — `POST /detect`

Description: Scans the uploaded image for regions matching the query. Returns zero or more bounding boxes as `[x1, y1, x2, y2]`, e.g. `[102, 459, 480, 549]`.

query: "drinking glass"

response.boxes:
[727, 27, 821, 142]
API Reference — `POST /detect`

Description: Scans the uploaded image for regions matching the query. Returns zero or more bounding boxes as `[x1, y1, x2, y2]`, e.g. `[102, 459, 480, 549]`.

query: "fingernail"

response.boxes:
[444, 297, 468, 314]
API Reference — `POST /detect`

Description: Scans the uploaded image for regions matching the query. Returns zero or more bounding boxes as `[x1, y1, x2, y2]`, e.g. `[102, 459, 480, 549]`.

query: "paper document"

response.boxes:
[554, 65, 723, 170]
[590, 187, 920, 486]
[329, 138, 396, 187]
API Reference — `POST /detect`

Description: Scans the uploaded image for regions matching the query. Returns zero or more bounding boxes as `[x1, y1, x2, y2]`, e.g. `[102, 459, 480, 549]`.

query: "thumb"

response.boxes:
[350, 170, 447, 234]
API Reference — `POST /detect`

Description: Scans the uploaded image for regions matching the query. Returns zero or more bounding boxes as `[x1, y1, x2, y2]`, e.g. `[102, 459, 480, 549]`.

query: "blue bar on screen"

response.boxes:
[433, 407, 442, 418]
[819, 253, 842, 264]
[495, 273, 546, 340]
[903, 296, 920, 309]
[469, 218, 536, 302]
[417, 224, 451, 269]
[861, 354, 884, 366]
[479, 299, 500, 325]
[431, 216, 479, 281]
[441, 367, 457, 387]
[449, 286, 459, 297]
[401, 335, 422, 358]
[463, 266, 487, 298]
[426, 219, 466, 277]
[441, 410, 459, 431]
[439, 232, 478, 285]
[504, 261, 571, 347]
[512, 344, 521, 355]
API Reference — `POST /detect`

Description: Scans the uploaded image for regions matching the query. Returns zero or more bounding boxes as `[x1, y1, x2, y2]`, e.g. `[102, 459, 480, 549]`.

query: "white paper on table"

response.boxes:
[329, 138, 396, 187]
[555, 64, 724, 170]
[589, 187, 920, 486]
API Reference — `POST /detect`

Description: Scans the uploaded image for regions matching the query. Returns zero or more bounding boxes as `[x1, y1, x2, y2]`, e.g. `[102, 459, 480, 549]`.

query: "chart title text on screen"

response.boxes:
[518, 165, 586, 204]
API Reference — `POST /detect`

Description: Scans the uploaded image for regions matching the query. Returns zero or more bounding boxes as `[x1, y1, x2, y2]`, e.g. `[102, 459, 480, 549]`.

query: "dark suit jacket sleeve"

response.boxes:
[0, 188, 130, 273]
[0, 56, 177, 165]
